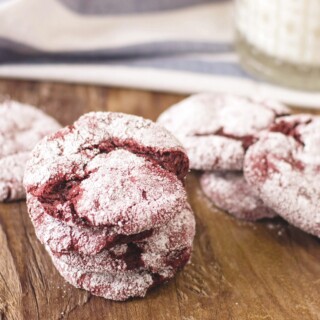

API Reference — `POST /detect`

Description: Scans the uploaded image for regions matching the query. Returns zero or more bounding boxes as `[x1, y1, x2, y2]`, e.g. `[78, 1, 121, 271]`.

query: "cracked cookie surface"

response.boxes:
[244, 115, 320, 237]
[157, 93, 290, 171]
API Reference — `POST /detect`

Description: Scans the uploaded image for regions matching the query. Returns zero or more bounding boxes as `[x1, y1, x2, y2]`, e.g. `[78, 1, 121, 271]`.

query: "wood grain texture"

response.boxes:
[0, 79, 319, 320]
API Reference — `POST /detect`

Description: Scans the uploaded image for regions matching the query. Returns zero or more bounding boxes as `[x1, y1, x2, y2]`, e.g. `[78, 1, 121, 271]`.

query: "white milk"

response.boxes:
[236, 0, 320, 66]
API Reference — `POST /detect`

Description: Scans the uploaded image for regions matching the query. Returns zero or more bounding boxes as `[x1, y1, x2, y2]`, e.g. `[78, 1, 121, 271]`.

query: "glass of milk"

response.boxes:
[235, 0, 320, 91]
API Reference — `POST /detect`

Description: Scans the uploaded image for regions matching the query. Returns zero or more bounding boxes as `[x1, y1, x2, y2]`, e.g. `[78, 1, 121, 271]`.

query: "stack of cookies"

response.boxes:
[24, 112, 195, 301]
[158, 93, 320, 238]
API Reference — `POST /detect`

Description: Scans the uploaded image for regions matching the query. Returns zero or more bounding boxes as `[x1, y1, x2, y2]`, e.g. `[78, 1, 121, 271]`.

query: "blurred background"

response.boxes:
[0, 0, 319, 107]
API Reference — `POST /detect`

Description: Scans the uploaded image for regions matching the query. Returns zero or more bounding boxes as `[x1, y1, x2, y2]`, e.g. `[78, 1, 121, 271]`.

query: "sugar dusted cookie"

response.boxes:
[200, 171, 277, 220]
[244, 115, 320, 237]
[157, 93, 289, 171]
[0, 100, 60, 201]
[47, 204, 195, 274]
[25, 112, 189, 235]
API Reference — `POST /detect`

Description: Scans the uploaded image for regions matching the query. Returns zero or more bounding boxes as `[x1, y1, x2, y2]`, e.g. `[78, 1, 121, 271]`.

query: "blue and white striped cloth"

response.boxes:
[0, 0, 319, 108]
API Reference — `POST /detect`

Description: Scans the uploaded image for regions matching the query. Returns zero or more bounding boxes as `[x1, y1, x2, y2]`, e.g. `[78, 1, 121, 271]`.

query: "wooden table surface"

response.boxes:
[0, 79, 320, 320]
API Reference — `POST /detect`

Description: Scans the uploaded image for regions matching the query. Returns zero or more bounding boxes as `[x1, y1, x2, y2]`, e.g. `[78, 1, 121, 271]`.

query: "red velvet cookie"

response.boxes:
[48, 204, 195, 274]
[73, 150, 187, 231]
[50, 254, 183, 301]
[137, 203, 195, 273]
[200, 172, 277, 220]
[25, 112, 194, 301]
[27, 195, 154, 256]
[24, 112, 189, 235]
[157, 94, 290, 171]
[0, 153, 29, 202]
[0, 100, 60, 201]
[244, 115, 320, 237]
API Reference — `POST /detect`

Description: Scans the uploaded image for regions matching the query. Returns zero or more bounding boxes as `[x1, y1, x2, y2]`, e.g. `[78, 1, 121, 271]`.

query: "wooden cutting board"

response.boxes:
[0, 80, 319, 320]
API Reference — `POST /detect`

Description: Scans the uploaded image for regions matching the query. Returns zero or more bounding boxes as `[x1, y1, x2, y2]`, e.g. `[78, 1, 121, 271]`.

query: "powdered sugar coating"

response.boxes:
[0, 100, 61, 201]
[27, 195, 152, 255]
[24, 112, 189, 234]
[24, 112, 189, 192]
[0, 100, 61, 158]
[50, 255, 173, 301]
[24, 111, 195, 301]
[200, 171, 277, 220]
[0, 153, 29, 201]
[180, 136, 244, 172]
[244, 115, 320, 237]
[49, 204, 195, 274]
[157, 93, 290, 171]
[138, 203, 195, 273]
[74, 150, 187, 232]
[29, 193, 195, 300]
